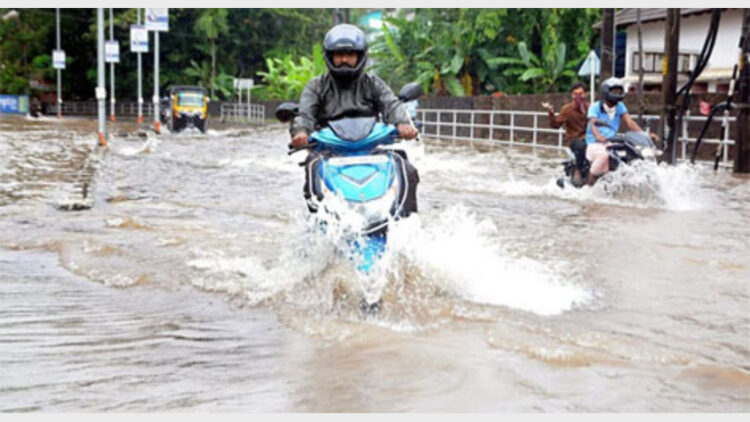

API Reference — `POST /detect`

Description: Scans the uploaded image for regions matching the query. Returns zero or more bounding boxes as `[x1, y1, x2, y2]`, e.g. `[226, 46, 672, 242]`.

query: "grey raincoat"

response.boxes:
[290, 72, 411, 136]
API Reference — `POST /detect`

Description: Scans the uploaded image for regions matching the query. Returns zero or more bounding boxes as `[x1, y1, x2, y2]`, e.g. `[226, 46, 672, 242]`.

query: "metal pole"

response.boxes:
[137, 8, 143, 124]
[153, 30, 160, 133]
[56, 8, 62, 119]
[109, 8, 115, 122]
[660, 8, 680, 165]
[600, 9, 615, 81]
[734, 8, 750, 173]
[97, 8, 107, 146]
[590, 53, 595, 103]
[637, 8, 645, 125]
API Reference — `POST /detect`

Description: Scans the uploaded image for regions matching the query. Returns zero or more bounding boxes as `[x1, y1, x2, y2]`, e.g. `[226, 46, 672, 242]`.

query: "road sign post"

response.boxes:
[131, 13, 148, 124]
[146, 8, 168, 133]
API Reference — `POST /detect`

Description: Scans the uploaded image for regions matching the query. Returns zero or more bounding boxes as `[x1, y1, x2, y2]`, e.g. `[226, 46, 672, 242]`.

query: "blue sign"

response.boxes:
[578, 50, 600, 77]
[0, 95, 30, 114]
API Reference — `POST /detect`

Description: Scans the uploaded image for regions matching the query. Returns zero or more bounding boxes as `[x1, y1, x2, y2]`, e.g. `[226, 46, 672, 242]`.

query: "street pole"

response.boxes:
[660, 9, 680, 165]
[589, 53, 595, 104]
[109, 8, 115, 122]
[637, 8, 645, 126]
[97, 8, 107, 146]
[600, 8, 615, 81]
[56, 8, 62, 119]
[153, 30, 160, 133]
[734, 8, 750, 173]
[137, 8, 143, 124]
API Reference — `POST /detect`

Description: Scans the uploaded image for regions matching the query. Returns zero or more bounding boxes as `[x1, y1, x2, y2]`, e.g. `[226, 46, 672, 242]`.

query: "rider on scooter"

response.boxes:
[289, 24, 420, 214]
[585, 77, 657, 185]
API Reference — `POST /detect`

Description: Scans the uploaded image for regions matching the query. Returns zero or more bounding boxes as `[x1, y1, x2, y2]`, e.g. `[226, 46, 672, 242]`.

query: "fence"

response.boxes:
[219, 103, 265, 124]
[416, 108, 737, 166]
[53, 101, 154, 116]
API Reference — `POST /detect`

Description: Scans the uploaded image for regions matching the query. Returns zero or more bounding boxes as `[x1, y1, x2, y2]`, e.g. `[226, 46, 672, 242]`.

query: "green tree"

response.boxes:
[254, 44, 327, 100]
[194, 8, 228, 99]
[370, 8, 600, 96]
[490, 40, 579, 93]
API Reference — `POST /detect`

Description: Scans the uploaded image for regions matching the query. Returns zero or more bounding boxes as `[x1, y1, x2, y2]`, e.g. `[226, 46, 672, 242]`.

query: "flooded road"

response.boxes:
[1, 115, 748, 411]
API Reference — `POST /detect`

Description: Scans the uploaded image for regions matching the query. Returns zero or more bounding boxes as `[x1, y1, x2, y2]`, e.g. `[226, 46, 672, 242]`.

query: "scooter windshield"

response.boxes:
[623, 131, 655, 148]
[328, 117, 376, 141]
[311, 118, 397, 152]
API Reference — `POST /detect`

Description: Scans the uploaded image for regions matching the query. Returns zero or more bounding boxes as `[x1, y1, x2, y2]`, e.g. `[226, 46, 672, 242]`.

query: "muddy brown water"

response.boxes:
[1, 115, 748, 411]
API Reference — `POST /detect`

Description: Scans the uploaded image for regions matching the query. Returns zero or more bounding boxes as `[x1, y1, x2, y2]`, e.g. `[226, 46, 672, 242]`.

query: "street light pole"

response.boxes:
[109, 8, 116, 122]
[56, 8, 62, 119]
[153, 30, 160, 133]
[137, 8, 143, 124]
[97, 8, 107, 146]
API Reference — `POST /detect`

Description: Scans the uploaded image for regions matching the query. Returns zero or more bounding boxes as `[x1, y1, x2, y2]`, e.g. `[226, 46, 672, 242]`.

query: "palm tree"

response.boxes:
[194, 9, 229, 99]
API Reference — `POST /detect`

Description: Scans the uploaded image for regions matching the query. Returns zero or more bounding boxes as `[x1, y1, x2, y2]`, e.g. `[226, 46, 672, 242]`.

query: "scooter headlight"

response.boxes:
[640, 147, 655, 158]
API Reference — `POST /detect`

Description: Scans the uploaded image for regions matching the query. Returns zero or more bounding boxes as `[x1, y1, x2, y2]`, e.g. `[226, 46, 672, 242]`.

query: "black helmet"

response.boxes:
[323, 24, 368, 82]
[600, 77, 625, 103]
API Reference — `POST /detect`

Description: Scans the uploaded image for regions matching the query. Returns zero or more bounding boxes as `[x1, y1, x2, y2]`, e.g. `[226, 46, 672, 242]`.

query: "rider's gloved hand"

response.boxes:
[397, 123, 418, 140]
[291, 131, 309, 148]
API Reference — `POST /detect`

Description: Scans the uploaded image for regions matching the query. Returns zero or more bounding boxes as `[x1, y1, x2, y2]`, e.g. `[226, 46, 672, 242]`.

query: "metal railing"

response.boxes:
[416, 108, 736, 166]
[220, 103, 266, 124]
[53, 101, 154, 116]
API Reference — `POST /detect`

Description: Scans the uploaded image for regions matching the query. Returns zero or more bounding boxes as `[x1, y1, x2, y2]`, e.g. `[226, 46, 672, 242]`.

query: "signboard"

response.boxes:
[130, 25, 148, 53]
[145, 8, 169, 32]
[0, 95, 30, 114]
[105, 41, 120, 63]
[53, 50, 66, 70]
[233, 78, 254, 90]
[578, 50, 600, 77]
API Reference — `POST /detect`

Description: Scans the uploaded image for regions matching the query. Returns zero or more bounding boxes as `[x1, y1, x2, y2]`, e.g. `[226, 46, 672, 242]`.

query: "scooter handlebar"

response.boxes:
[287, 141, 319, 155]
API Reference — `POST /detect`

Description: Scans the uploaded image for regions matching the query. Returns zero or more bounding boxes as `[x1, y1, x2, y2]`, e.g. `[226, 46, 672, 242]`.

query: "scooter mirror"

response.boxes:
[275, 102, 299, 122]
[398, 83, 423, 102]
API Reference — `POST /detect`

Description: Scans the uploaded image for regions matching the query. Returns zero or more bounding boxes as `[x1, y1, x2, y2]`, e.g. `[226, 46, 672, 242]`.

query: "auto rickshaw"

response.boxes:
[167, 86, 209, 133]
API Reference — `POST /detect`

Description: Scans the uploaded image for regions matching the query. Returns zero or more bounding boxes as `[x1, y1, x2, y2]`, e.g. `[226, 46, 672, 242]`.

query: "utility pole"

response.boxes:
[153, 30, 160, 133]
[600, 9, 616, 81]
[109, 8, 115, 122]
[660, 9, 680, 165]
[637, 8, 645, 125]
[734, 8, 750, 173]
[56, 8, 62, 119]
[96, 8, 107, 146]
[137, 8, 143, 124]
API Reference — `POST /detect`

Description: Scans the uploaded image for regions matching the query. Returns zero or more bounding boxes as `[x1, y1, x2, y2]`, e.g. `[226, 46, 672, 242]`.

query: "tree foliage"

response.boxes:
[0, 8, 333, 100]
[370, 8, 600, 95]
[0, 8, 600, 100]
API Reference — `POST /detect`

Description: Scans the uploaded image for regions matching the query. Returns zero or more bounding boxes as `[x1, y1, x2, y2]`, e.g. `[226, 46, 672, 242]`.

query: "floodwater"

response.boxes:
[1, 115, 748, 411]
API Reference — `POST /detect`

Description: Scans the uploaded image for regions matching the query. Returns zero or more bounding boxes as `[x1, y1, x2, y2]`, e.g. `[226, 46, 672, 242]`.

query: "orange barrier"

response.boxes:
[98, 131, 107, 147]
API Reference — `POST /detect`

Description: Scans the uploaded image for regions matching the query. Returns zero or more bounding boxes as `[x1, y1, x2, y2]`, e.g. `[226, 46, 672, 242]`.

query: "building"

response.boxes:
[597, 8, 745, 93]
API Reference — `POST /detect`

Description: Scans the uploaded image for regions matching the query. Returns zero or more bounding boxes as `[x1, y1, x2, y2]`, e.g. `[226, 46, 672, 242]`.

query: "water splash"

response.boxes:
[385, 205, 590, 316]
[548, 160, 711, 211]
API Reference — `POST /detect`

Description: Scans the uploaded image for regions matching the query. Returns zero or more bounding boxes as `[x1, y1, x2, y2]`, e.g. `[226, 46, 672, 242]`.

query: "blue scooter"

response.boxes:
[276, 83, 422, 313]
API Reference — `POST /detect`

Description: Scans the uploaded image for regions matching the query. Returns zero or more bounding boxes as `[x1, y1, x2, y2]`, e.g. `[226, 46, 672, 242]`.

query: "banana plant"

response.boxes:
[489, 41, 578, 93]
[254, 44, 327, 100]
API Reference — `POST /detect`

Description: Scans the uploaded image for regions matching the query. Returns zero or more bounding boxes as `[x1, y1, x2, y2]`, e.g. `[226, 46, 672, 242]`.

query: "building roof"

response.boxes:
[593, 8, 714, 29]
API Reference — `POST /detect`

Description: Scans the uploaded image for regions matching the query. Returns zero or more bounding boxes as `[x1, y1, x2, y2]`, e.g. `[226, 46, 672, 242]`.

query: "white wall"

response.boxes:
[624, 9, 743, 81]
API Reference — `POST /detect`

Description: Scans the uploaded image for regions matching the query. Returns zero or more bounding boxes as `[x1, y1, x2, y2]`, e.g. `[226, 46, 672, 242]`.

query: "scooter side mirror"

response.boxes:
[398, 83, 423, 102]
[275, 102, 299, 122]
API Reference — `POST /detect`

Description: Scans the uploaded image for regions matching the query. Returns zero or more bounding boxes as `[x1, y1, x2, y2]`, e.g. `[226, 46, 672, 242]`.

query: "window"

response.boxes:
[632, 51, 698, 74]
